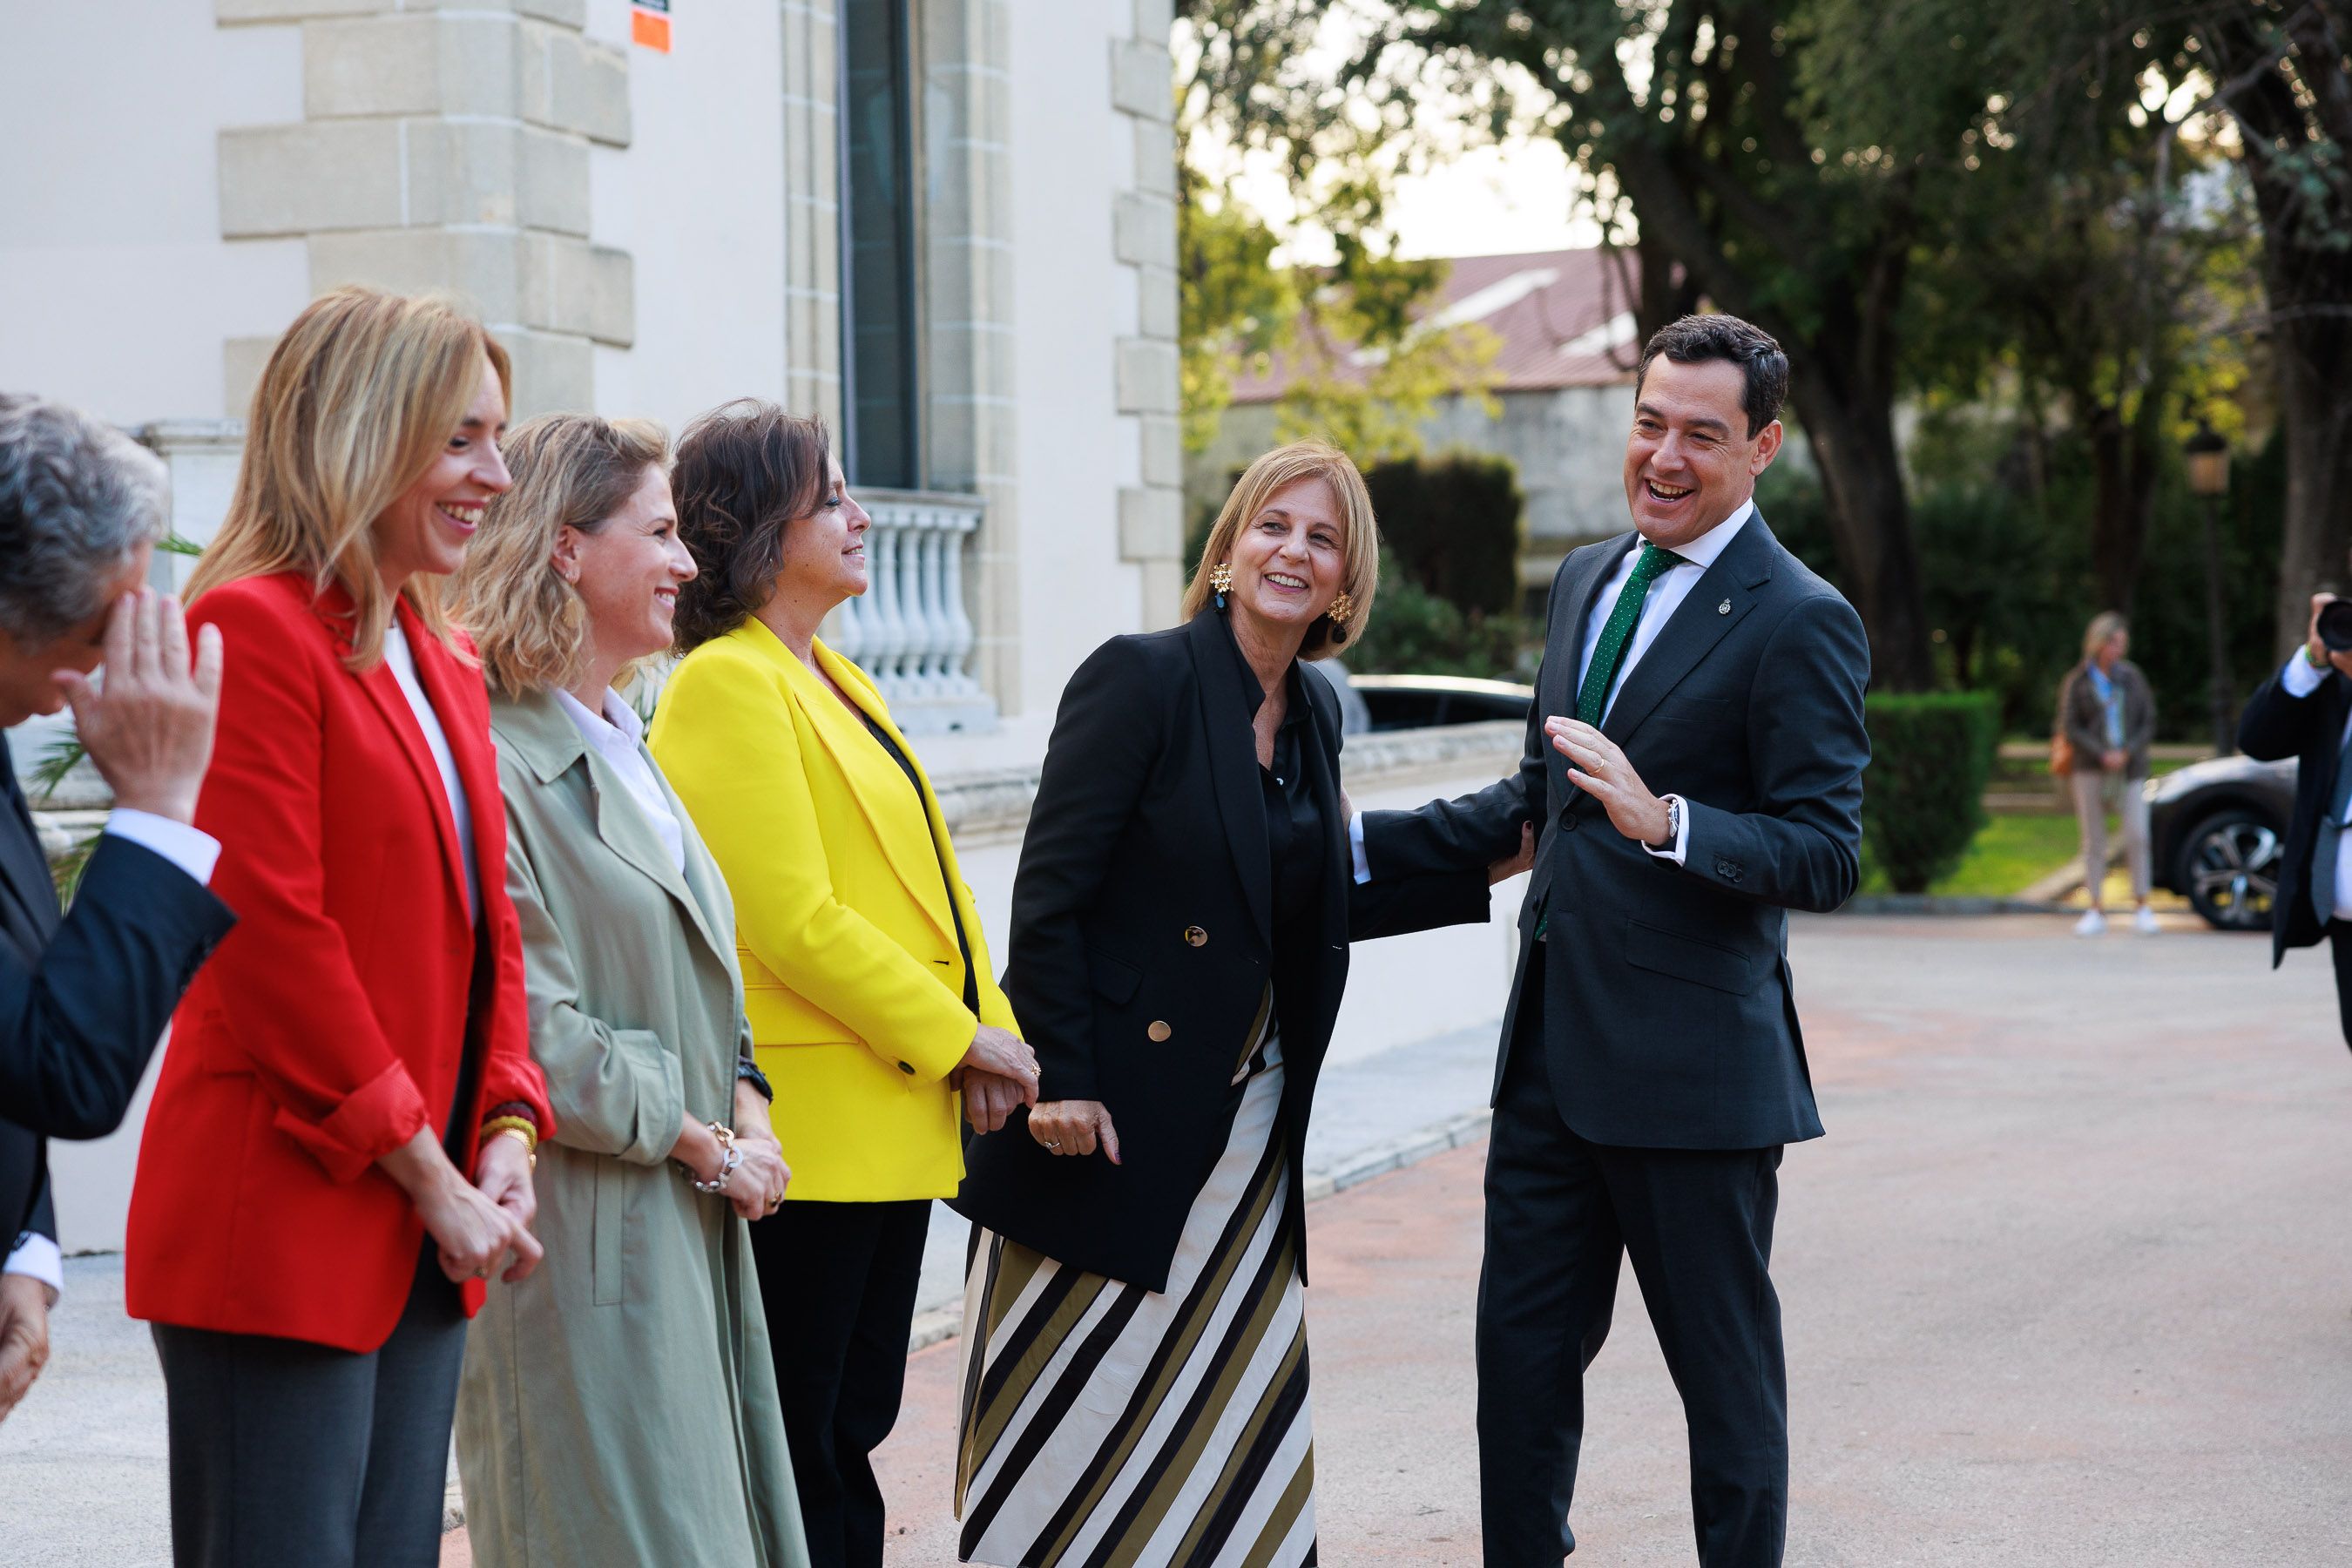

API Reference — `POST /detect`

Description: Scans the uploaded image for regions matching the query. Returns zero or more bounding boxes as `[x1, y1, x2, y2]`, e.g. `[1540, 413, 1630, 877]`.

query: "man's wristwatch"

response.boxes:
[1651, 795, 1681, 849]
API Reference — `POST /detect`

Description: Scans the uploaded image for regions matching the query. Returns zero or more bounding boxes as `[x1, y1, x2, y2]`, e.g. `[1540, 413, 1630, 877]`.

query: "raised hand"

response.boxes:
[56, 589, 224, 824]
[1549, 718, 1673, 847]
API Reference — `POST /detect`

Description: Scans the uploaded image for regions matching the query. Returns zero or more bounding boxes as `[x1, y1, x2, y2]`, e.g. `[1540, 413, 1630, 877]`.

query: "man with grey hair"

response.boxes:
[0, 394, 236, 1424]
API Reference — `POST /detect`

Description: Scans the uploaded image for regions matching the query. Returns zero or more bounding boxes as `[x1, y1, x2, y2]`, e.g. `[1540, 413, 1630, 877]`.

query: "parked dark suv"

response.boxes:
[2147, 754, 2297, 931]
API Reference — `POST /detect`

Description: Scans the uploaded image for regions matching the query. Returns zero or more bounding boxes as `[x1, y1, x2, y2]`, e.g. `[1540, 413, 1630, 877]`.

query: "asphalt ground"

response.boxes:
[874, 914, 2352, 1565]
[10, 911, 2348, 1565]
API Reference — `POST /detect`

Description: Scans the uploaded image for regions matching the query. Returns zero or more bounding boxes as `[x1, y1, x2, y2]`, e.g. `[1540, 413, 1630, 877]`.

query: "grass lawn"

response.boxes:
[1862, 813, 2081, 897]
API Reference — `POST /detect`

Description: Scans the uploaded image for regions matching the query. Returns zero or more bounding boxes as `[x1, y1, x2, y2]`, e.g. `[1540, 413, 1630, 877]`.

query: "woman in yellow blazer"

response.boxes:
[648, 401, 1037, 1568]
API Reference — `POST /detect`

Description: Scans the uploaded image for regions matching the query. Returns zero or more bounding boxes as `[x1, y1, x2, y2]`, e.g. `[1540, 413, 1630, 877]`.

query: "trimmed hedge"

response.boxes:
[1363, 450, 1524, 616]
[1861, 693, 1999, 894]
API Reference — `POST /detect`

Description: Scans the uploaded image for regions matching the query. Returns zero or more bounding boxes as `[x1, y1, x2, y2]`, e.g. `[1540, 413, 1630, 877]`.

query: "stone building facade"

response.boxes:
[4, 0, 1182, 742]
[3, 0, 1182, 1248]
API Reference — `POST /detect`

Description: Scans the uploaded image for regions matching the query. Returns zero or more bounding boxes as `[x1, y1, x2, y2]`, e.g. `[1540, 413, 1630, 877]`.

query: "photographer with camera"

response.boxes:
[2239, 590, 2352, 1049]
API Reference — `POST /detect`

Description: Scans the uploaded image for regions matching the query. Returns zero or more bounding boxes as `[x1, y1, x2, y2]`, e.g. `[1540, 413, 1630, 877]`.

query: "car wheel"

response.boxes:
[2177, 808, 2282, 932]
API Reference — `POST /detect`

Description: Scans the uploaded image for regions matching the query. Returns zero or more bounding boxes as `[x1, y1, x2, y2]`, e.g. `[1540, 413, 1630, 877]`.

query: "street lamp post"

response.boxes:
[2185, 422, 2233, 756]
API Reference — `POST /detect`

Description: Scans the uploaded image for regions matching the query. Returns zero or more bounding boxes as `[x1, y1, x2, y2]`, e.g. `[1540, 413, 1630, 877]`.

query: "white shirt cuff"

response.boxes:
[2281, 649, 2327, 700]
[1640, 794, 1691, 867]
[104, 809, 220, 886]
[1348, 811, 1371, 884]
[5, 1233, 63, 1304]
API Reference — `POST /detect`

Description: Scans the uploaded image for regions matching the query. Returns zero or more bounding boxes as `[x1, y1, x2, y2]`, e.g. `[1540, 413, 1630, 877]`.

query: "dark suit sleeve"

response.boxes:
[1347, 871, 1490, 940]
[2240, 664, 2332, 761]
[1679, 592, 1870, 914]
[1006, 638, 1166, 1104]
[0, 835, 235, 1140]
[1357, 662, 1545, 880]
[20, 1173, 54, 1247]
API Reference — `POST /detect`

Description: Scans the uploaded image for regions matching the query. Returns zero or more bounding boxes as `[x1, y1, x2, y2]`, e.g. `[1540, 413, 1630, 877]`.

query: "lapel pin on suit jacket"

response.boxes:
[1718, 598, 1732, 614]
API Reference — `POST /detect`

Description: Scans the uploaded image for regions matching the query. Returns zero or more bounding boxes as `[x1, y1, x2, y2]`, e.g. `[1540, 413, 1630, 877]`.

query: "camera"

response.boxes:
[2321, 600, 2352, 652]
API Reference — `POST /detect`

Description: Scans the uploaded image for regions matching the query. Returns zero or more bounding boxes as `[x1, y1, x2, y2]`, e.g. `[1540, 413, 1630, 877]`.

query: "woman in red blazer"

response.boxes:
[125, 287, 554, 1568]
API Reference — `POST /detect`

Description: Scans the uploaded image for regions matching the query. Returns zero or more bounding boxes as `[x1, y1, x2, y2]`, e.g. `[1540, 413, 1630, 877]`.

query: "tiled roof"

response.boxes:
[1228, 247, 1642, 403]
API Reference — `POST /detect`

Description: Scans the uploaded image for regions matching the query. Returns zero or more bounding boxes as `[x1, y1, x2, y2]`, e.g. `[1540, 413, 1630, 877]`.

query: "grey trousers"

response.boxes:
[2071, 768, 2151, 904]
[151, 1249, 466, 1568]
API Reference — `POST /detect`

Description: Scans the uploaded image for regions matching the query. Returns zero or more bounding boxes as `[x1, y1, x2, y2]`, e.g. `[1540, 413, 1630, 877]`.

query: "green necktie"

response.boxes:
[1576, 542, 1684, 727]
[1533, 542, 1681, 941]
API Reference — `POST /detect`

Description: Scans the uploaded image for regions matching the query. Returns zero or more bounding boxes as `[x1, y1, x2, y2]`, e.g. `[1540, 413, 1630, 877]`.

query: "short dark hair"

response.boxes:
[670, 400, 831, 652]
[1634, 314, 1789, 439]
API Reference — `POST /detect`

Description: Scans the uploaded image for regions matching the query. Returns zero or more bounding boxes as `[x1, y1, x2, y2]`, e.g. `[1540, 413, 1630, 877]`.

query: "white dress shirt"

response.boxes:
[2277, 648, 2352, 919]
[551, 686, 686, 875]
[382, 622, 478, 922]
[3, 805, 221, 1302]
[1348, 498, 1754, 882]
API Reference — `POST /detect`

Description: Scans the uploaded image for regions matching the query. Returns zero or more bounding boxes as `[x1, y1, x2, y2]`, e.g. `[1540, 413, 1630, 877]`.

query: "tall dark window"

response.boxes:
[841, 0, 920, 490]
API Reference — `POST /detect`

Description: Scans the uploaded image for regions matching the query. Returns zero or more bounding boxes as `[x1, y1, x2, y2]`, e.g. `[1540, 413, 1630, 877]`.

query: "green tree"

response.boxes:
[2196, 2, 2352, 658]
[1174, 1, 1498, 463]
[1388, 0, 1972, 689]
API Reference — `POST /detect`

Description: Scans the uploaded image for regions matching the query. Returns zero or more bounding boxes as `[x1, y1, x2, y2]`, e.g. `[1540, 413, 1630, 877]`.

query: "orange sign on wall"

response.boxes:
[632, 2, 671, 53]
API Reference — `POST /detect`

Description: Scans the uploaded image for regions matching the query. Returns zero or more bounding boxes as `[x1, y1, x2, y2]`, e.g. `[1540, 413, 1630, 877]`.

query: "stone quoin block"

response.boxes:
[1114, 337, 1180, 416]
[1118, 485, 1184, 561]
[1136, 263, 1179, 341]
[1112, 192, 1176, 271]
[308, 228, 528, 323]
[219, 120, 404, 237]
[499, 328, 595, 421]
[522, 234, 635, 347]
[1110, 38, 1175, 122]
[521, 21, 631, 146]
[1139, 416, 1183, 490]
[1133, 118, 1178, 198]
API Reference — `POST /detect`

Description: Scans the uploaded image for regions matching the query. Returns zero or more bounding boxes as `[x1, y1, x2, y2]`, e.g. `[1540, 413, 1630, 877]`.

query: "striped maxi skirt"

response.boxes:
[952, 998, 1316, 1567]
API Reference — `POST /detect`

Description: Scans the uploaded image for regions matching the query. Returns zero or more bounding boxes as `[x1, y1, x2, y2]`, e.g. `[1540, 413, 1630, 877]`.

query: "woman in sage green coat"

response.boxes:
[449, 414, 808, 1568]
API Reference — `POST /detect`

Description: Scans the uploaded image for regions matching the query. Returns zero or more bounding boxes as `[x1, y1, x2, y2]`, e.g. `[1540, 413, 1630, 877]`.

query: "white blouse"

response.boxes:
[382, 622, 479, 922]
[551, 686, 686, 875]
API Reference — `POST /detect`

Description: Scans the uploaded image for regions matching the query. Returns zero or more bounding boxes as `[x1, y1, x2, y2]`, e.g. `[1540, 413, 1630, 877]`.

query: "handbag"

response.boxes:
[2049, 670, 2076, 776]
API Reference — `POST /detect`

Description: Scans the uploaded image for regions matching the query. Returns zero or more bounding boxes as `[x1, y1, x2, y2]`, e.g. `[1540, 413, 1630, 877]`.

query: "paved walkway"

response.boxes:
[12, 913, 2352, 1565]
[875, 915, 2352, 1565]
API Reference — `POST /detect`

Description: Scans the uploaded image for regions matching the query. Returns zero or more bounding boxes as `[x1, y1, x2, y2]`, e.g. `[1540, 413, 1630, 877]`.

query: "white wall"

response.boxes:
[1003, 0, 1148, 725]
[583, 0, 789, 432]
[0, 3, 306, 424]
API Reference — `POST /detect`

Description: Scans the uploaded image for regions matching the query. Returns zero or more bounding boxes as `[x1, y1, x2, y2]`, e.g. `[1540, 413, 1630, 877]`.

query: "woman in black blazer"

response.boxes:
[950, 442, 1526, 1567]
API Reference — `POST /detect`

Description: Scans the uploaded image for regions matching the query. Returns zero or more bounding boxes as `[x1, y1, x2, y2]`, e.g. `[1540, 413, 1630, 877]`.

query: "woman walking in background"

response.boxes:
[446, 414, 808, 1567]
[950, 442, 1516, 1567]
[2061, 611, 2159, 936]
[125, 287, 551, 1568]
[649, 402, 1037, 1568]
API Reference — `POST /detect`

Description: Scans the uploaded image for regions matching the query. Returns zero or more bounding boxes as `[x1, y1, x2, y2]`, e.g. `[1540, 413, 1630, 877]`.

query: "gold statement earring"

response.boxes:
[1209, 562, 1233, 608]
[1326, 591, 1355, 624]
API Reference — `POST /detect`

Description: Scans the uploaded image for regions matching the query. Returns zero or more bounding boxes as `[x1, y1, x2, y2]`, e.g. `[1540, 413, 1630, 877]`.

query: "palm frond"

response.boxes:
[29, 733, 87, 805]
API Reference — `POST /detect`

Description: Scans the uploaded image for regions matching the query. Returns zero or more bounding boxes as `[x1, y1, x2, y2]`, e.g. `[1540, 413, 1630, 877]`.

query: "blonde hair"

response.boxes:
[2082, 611, 2128, 663]
[186, 287, 511, 670]
[449, 414, 670, 696]
[1179, 440, 1379, 660]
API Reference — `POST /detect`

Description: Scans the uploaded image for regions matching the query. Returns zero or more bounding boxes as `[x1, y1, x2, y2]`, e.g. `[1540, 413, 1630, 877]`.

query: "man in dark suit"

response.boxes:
[1356, 316, 1870, 1566]
[2238, 588, 2352, 1047]
[0, 394, 234, 1423]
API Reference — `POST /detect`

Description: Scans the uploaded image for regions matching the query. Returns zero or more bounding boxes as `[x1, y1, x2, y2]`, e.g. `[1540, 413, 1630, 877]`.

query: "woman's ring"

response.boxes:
[1046, 1139, 1062, 1151]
